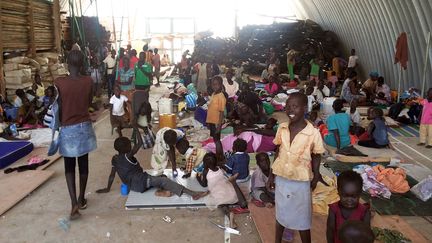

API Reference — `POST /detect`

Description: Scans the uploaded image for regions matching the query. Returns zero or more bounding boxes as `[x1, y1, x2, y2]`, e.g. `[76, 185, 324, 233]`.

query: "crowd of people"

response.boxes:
[1, 42, 432, 243]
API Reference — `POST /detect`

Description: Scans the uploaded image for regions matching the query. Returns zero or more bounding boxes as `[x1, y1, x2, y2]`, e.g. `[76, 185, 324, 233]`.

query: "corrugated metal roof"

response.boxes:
[294, 0, 432, 92]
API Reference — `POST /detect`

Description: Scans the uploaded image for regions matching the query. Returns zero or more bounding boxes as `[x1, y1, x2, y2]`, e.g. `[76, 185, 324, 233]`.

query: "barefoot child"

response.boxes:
[327, 170, 371, 243]
[206, 76, 226, 160]
[110, 85, 128, 137]
[268, 92, 327, 243]
[251, 152, 274, 207]
[96, 126, 207, 200]
[418, 88, 432, 148]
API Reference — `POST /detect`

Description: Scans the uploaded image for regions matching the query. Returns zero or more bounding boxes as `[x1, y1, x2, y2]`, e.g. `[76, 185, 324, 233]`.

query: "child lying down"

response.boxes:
[96, 125, 208, 200]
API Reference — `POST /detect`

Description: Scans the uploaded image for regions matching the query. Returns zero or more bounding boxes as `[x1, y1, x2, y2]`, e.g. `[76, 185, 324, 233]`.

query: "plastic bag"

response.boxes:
[410, 175, 432, 202]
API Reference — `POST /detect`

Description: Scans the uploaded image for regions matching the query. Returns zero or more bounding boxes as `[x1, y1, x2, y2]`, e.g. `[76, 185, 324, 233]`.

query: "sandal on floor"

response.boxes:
[79, 198, 87, 210]
[231, 207, 250, 214]
[251, 198, 265, 208]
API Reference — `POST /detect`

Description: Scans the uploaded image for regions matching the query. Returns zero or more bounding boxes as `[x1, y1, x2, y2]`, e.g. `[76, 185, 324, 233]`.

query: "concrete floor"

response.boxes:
[0, 84, 261, 243]
[1, 83, 432, 242]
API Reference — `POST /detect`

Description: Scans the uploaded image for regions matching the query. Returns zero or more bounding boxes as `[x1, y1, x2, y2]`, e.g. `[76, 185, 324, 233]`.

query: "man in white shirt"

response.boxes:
[347, 49, 358, 75]
[104, 50, 117, 97]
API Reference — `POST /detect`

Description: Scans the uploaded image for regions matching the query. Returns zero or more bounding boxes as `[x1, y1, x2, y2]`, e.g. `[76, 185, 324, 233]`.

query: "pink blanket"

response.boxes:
[203, 132, 276, 153]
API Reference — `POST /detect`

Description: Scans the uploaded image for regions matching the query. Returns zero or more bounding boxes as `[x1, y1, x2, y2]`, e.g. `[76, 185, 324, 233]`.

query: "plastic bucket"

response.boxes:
[321, 97, 336, 121]
[121, 183, 129, 196]
[158, 98, 173, 114]
[159, 114, 176, 128]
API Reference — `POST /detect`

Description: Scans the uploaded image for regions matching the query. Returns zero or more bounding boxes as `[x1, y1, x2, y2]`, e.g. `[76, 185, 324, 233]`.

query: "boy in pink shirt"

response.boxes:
[418, 88, 432, 148]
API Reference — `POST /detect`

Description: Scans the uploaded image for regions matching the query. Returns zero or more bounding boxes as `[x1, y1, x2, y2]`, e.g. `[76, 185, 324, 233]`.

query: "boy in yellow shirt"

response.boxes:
[268, 92, 327, 243]
[206, 76, 226, 160]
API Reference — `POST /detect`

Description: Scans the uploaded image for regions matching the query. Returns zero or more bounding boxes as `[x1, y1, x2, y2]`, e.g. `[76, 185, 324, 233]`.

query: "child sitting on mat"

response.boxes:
[324, 99, 352, 150]
[96, 126, 207, 199]
[18, 97, 39, 127]
[110, 85, 128, 137]
[327, 170, 371, 243]
[251, 152, 274, 208]
[175, 137, 207, 178]
[224, 138, 250, 182]
[358, 108, 389, 148]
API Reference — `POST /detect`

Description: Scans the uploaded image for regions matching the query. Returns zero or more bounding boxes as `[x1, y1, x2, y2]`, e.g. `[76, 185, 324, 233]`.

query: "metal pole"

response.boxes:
[115, 16, 124, 81]
[421, 32, 431, 97]
[397, 65, 402, 103]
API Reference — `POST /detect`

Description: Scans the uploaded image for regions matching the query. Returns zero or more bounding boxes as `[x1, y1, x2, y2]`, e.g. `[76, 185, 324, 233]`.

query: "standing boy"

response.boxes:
[110, 85, 128, 137]
[152, 48, 161, 87]
[103, 50, 116, 97]
[268, 92, 327, 243]
[347, 49, 358, 75]
[206, 76, 226, 161]
[206, 76, 226, 140]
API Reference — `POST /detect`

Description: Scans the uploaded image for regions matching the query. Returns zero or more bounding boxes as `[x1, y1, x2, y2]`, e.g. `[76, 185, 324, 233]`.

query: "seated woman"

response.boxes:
[264, 75, 280, 96]
[341, 71, 366, 104]
[374, 76, 391, 106]
[228, 102, 259, 128]
[358, 108, 389, 148]
[324, 99, 352, 149]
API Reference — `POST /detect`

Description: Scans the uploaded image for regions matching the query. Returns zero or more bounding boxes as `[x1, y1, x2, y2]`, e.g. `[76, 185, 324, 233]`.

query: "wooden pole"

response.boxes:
[53, 0, 62, 52]
[28, 0, 36, 57]
[0, 0, 5, 97]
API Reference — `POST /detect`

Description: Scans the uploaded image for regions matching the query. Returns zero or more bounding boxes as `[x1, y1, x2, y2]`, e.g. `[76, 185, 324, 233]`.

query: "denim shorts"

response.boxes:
[59, 121, 97, 157]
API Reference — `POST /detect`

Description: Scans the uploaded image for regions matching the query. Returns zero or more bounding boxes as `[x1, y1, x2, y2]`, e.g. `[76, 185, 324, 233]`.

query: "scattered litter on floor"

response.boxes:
[162, 215, 173, 223]
[142, 229, 146, 233]
[43, 230, 47, 236]
[187, 207, 199, 212]
[106, 232, 111, 238]
[209, 220, 241, 235]
[57, 218, 70, 232]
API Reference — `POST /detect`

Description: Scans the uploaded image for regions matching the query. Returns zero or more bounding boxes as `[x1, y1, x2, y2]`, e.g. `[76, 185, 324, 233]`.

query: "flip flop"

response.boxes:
[251, 198, 265, 208]
[231, 207, 250, 214]
[79, 198, 87, 210]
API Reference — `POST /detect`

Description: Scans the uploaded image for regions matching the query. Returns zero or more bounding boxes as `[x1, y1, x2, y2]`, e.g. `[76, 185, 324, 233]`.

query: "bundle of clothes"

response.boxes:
[353, 164, 410, 199]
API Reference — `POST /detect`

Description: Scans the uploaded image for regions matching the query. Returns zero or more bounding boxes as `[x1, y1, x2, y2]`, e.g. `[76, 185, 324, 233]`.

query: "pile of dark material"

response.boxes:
[192, 20, 344, 77]
[62, 16, 111, 51]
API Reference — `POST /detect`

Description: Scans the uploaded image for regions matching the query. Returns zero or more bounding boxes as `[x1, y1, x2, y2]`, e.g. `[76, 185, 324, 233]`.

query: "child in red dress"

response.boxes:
[327, 170, 371, 243]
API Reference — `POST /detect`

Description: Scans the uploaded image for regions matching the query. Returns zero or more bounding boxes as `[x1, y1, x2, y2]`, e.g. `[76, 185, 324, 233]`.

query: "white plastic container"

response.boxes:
[158, 98, 173, 114]
[321, 97, 336, 121]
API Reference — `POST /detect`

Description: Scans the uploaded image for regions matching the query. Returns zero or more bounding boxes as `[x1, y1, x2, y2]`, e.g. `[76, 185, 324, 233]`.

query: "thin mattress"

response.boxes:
[0, 141, 34, 169]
